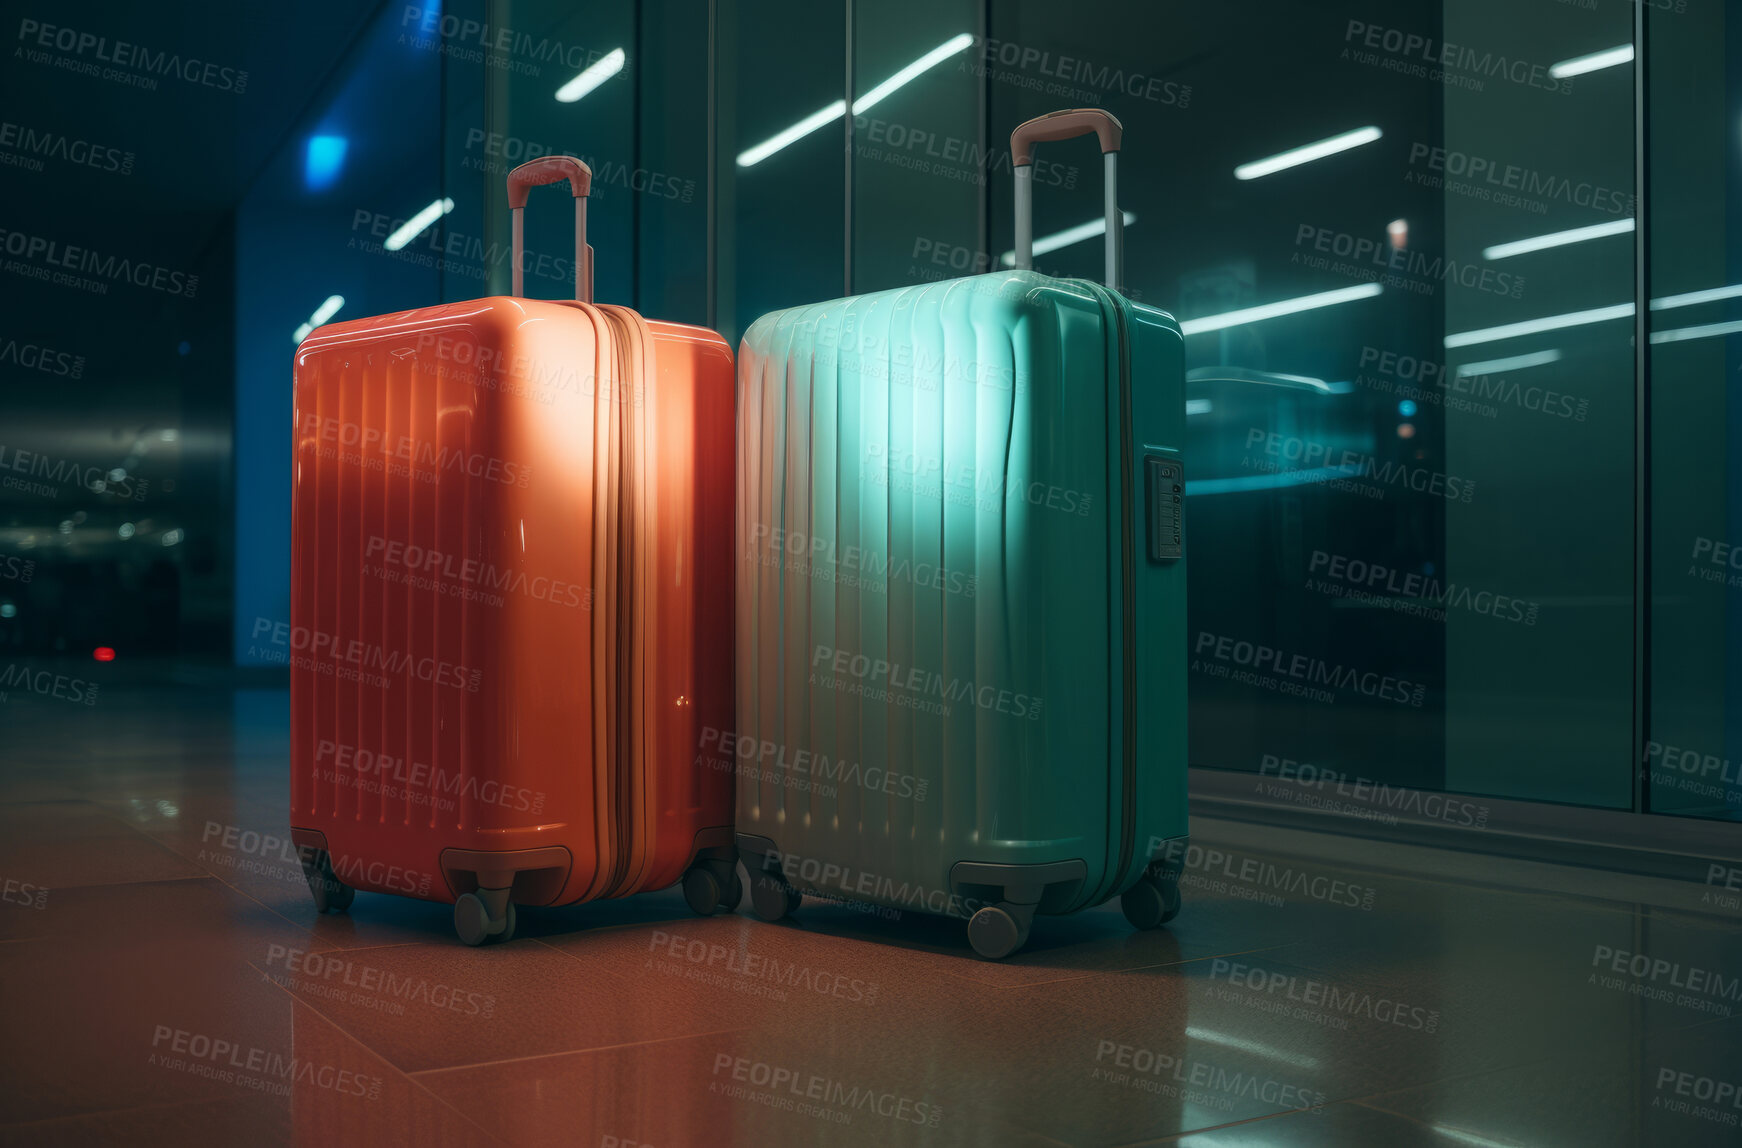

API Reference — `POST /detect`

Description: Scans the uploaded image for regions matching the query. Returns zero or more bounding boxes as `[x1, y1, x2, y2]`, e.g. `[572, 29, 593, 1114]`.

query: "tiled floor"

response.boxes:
[2, 672, 1740, 1147]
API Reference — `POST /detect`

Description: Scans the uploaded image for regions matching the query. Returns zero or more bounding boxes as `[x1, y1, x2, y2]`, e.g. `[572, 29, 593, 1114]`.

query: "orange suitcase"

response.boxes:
[288, 157, 738, 944]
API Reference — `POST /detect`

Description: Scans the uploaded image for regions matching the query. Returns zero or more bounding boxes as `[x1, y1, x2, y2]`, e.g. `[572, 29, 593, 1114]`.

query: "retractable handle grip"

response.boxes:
[1009, 108, 1124, 291]
[1009, 108, 1122, 166]
[506, 156, 592, 207]
[506, 156, 594, 302]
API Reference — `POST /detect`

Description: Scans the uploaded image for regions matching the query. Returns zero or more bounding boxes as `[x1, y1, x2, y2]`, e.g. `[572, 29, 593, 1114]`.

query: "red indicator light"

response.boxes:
[93, 647, 116, 662]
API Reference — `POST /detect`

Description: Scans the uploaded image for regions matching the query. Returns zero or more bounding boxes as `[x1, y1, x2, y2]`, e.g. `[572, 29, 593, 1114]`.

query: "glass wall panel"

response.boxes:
[1647, 2, 1742, 821]
[1440, 0, 1635, 808]
[849, 0, 983, 295]
[439, 0, 638, 303]
[716, 0, 847, 340]
[975, 0, 1636, 806]
[234, 4, 443, 662]
[231, 0, 1660, 814]
[636, 0, 712, 324]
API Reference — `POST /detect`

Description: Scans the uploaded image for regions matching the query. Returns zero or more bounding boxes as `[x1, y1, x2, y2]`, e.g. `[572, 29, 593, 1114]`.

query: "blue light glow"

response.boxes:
[1398, 399, 1417, 417]
[409, 2, 441, 36]
[304, 135, 348, 191]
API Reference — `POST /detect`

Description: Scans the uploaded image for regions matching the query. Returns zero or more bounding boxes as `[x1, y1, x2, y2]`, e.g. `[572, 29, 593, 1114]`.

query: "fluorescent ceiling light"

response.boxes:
[293, 295, 345, 343]
[1650, 318, 1742, 344]
[1446, 279, 1742, 348]
[853, 33, 975, 113]
[1482, 218, 1634, 260]
[999, 212, 1137, 266]
[384, 198, 454, 252]
[1185, 399, 1213, 415]
[1186, 466, 1355, 497]
[1187, 367, 1348, 393]
[1651, 283, 1742, 310]
[1234, 126, 1382, 181]
[737, 34, 974, 167]
[1550, 44, 1634, 79]
[1430, 1125, 1530, 1148]
[1184, 1026, 1319, 1070]
[737, 101, 847, 168]
[1444, 303, 1634, 349]
[1455, 349, 1562, 377]
[555, 47, 625, 103]
[1180, 283, 1383, 336]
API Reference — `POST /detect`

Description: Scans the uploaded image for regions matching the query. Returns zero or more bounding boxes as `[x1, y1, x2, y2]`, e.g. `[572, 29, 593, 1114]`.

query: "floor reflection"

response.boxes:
[0, 677, 1736, 1146]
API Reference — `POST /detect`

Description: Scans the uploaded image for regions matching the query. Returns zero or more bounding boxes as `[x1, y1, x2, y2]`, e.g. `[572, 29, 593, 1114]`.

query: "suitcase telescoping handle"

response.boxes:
[506, 156, 595, 302]
[1010, 108, 1124, 292]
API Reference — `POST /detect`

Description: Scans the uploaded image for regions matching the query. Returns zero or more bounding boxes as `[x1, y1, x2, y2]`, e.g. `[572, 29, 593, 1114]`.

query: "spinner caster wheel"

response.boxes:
[322, 880, 355, 914]
[302, 850, 354, 915]
[684, 862, 746, 916]
[454, 892, 491, 946]
[1121, 876, 1182, 930]
[454, 892, 515, 946]
[967, 904, 1033, 960]
[748, 873, 802, 922]
[720, 869, 744, 914]
[684, 866, 724, 916]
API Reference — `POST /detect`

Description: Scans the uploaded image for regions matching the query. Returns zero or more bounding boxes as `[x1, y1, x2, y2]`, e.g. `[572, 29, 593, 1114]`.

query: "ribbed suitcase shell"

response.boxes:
[290, 295, 735, 909]
[735, 269, 1185, 919]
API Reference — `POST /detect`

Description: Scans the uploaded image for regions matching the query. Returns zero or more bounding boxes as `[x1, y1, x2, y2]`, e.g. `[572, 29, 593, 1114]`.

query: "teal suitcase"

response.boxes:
[732, 109, 1186, 958]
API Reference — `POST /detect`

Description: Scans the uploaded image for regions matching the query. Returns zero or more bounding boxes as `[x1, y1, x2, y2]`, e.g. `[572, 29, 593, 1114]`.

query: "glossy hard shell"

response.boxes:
[290, 296, 735, 906]
[735, 270, 1185, 916]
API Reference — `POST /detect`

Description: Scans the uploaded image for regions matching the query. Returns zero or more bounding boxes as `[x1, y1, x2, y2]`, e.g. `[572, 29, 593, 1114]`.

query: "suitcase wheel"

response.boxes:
[747, 871, 803, 923]
[1121, 872, 1182, 931]
[299, 849, 354, 915]
[454, 890, 516, 946]
[968, 903, 1034, 960]
[683, 861, 744, 917]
